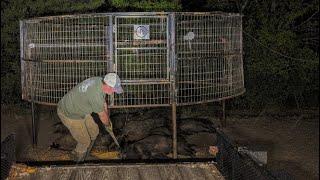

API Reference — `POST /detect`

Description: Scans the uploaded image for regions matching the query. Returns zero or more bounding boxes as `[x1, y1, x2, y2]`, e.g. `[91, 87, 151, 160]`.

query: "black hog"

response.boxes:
[139, 108, 170, 120]
[53, 122, 69, 134]
[110, 111, 142, 130]
[122, 117, 167, 142]
[177, 140, 195, 157]
[149, 126, 171, 136]
[178, 118, 215, 135]
[184, 132, 217, 147]
[111, 116, 127, 133]
[124, 135, 172, 159]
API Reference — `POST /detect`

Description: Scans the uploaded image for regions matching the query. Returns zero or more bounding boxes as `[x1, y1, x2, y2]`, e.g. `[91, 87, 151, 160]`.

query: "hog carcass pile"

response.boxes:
[50, 108, 218, 160]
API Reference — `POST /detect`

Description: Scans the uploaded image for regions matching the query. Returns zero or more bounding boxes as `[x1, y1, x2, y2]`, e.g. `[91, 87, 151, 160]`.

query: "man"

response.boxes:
[57, 73, 123, 162]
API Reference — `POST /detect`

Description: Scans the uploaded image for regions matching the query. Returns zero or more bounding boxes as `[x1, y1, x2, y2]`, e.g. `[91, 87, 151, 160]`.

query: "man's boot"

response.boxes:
[71, 150, 86, 163]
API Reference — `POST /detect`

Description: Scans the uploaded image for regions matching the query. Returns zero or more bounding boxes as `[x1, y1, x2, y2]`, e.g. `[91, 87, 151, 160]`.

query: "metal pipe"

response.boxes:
[172, 103, 177, 158]
[22, 59, 109, 63]
[20, 21, 26, 100]
[23, 12, 241, 22]
[108, 15, 115, 106]
[28, 34, 37, 147]
[222, 100, 226, 128]
[121, 80, 171, 84]
[169, 13, 177, 159]
[176, 90, 245, 106]
[108, 15, 114, 73]
[31, 101, 37, 147]
[116, 47, 167, 50]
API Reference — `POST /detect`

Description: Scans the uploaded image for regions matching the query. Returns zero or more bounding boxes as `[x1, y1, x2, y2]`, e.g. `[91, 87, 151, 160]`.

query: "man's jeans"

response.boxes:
[57, 108, 99, 154]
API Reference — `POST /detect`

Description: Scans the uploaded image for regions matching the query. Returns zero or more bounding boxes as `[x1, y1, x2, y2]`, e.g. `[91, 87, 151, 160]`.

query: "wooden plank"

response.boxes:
[134, 166, 162, 180]
[99, 166, 120, 180]
[158, 165, 184, 180]
[9, 162, 224, 180]
[178, 166, 206, 180]
[117, 166, 141, 180]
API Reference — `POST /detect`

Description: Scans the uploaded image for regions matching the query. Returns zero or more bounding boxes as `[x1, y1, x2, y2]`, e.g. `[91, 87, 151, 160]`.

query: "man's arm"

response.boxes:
[98, 102, 110, 126]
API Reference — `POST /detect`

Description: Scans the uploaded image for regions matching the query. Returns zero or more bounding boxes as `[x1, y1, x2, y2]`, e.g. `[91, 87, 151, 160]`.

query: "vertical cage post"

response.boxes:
[221, 100, 226, 128]
[108, 15, 115, 106]
[31, 98, 37, 147]
[108, 15, 114, 73]
[172, 102, 177, 158]
[240, 15, 245, 89]
[20, 21, 26, 100]
[20, 20, 37, 146]
[169, 13, 177, 159]
[30, 60, 37, 147]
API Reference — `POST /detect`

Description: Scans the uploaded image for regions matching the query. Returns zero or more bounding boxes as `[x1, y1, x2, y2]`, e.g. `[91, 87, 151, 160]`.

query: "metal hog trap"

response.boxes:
[20, 12, 245, 158]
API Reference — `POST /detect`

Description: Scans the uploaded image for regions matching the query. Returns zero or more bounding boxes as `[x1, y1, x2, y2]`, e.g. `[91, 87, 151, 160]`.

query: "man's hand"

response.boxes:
[98, 111, 109, 126]
[98, 102, 115, 138]
[104, 120, 113, 133]
[98, 102, 110, 126]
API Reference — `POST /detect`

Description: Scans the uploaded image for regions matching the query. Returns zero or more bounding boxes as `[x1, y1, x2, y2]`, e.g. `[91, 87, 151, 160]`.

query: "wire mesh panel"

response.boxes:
[112, 82, 171, 107]
[115, 16, 169, 80]
[21, 14, 110, 105]
[111, 15, 171, 107]
[175, 13, 245, 105]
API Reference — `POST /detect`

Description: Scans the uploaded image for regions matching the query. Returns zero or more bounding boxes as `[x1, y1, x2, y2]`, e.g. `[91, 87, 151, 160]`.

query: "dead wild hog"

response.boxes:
[124, 135, 172, 159]
[122, 117, 167, 142]
[178, 118, 215, 135]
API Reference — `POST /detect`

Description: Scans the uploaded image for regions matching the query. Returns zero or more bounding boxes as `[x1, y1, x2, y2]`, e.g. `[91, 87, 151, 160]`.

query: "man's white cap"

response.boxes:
[103, 73, 123, 94]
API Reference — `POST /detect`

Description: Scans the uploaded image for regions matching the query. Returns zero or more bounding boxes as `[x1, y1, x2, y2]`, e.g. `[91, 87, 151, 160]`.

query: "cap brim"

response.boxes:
[113, 86, 123, 94]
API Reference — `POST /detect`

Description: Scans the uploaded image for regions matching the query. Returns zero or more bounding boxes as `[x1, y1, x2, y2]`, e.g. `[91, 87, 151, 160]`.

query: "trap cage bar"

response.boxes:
[20, 12, 245, 158]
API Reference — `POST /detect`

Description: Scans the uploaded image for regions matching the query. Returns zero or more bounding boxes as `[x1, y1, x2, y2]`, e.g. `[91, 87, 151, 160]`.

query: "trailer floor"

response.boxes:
[8, 161, 223, 180]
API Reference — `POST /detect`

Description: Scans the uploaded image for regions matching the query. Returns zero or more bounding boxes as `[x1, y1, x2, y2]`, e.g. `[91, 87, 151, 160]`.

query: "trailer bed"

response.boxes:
[8, 161, 224, 180]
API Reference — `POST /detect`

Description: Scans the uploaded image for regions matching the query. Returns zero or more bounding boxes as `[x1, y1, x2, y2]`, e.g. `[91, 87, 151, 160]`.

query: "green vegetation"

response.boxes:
[111, 0, 181, 11]
[196, 0, 319, 109]
[1, 0, 319, 109]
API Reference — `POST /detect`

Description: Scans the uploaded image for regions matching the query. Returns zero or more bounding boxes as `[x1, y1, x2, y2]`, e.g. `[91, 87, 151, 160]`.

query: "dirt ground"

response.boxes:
[1, 104, 319, 180]
[180, 105, 319, 180]
[225, 112, 319, 180]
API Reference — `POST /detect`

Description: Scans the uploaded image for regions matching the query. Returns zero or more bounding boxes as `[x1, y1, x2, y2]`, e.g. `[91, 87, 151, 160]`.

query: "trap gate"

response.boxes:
[20, 12, 245, 158]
